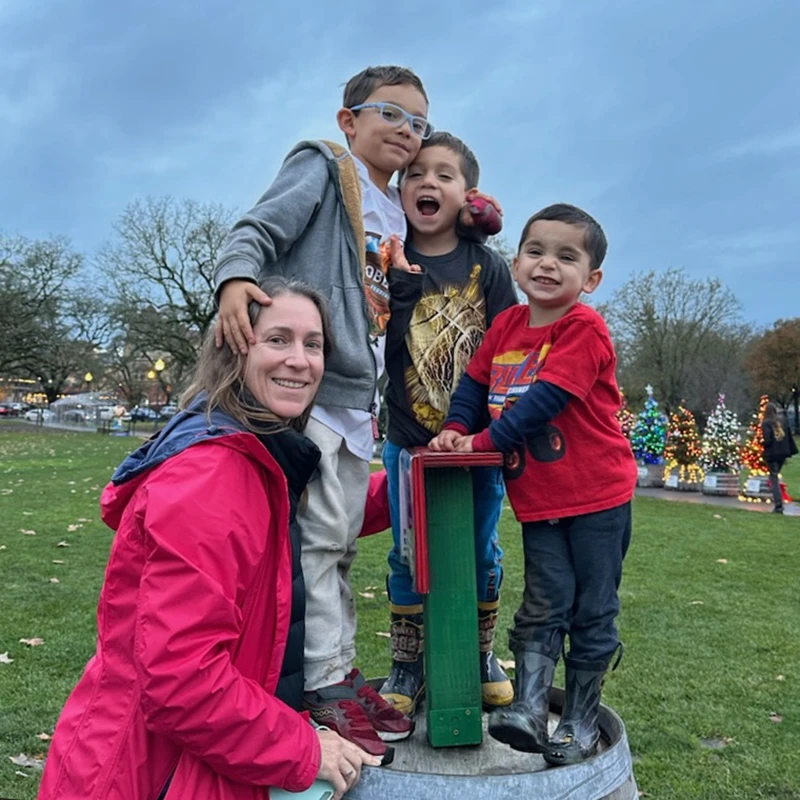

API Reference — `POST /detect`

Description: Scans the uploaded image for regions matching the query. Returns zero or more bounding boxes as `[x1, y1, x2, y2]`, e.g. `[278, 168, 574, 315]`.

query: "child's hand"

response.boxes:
[429, 429, 462, 452]
[454, 434, 476, 453]
[216, 279, 272, 354]
[388, 235, 422, 274]
[460, 189, 503, 236]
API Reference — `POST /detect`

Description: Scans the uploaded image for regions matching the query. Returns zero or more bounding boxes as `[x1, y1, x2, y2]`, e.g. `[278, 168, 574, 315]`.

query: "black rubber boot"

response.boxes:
[544, 652, 618, 766]
[478, 600, 513, 708]
[488, 642, 557, 753]
[379, 603, 425, 716]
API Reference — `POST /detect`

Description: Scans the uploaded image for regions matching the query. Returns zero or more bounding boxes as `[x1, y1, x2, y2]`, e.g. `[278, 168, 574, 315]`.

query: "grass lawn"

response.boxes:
[1, 426, 799, 799]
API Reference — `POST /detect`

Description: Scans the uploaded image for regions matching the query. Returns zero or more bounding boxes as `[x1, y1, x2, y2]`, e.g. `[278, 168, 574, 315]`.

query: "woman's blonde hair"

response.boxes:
[181, 277, 333, 432]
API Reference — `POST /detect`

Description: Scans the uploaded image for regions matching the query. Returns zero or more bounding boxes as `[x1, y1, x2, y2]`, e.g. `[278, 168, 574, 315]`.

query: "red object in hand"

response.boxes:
[467, 196, 503, 236]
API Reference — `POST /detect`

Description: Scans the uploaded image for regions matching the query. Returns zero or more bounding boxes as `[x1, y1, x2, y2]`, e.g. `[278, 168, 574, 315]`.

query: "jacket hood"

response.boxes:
[100, 395, 312, 531]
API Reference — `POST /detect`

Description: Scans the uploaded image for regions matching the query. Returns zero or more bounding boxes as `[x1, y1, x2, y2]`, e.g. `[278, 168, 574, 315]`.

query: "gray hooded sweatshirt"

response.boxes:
[213, 140, 375, 412]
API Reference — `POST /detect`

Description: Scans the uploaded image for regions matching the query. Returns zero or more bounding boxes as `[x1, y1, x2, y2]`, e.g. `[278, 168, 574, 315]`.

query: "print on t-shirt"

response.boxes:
[365, 231, 391, 338]
[487, 344, 552, 417]
[404, 264, 487, 433]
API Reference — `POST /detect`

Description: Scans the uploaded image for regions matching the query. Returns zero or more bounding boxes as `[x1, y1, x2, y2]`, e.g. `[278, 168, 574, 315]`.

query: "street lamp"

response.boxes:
[84, 372, 93, 394]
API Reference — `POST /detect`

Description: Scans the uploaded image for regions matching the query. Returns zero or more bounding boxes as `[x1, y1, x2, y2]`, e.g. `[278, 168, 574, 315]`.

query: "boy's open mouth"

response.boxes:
[416, 196, 440, 216]
[533, 276, 559, 285]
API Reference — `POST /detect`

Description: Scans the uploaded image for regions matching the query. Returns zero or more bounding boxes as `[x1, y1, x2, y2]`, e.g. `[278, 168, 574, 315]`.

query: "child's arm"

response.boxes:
[463, 381, 570, 453]
[429, 374, 489, 451]
[213, 148, 329, 353]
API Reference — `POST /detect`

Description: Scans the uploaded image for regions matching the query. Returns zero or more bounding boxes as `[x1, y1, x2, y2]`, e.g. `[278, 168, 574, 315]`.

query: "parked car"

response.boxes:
[0, 404, 12, 417]
[24, 408, 55, 423]
[159, 404, 179, 419]
[129, 406, 159, 422]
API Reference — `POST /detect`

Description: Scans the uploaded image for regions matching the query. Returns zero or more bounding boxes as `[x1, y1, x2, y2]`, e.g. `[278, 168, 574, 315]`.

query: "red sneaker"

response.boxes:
[303, 684, 388, 756]
[344, 669, 415, 742]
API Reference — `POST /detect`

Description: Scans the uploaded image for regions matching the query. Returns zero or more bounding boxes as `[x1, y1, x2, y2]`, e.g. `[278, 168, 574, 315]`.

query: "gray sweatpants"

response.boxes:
[300, 417, 370, 690]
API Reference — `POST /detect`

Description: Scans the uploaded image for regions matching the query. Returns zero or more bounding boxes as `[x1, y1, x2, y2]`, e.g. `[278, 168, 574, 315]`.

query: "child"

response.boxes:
[212, 65, 431, 755]
[430, 203, 638, 765]
[380, 133, 518, 716]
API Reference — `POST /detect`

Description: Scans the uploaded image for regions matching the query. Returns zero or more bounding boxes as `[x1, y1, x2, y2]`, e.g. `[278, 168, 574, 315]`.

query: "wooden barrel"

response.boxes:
[636, 463, 664, 488]
[350, 686, 637, 800]
[702, 472, 740, 497]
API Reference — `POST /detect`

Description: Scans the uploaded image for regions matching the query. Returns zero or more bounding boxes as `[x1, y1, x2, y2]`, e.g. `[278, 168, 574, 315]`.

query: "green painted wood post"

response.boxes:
[422, 466, 483, 747]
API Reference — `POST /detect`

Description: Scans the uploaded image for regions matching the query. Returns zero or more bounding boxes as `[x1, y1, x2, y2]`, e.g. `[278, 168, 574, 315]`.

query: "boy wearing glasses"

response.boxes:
[213, 65, 431, 756]
[379, 133, 518, 717]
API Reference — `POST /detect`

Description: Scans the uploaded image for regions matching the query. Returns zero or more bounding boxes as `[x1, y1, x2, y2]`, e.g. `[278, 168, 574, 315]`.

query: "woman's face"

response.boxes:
[242, 293, 325, 420]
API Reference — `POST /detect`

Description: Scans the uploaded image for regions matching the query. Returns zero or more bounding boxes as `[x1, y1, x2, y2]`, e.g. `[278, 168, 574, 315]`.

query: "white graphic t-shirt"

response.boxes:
[311, 156, 406, 461]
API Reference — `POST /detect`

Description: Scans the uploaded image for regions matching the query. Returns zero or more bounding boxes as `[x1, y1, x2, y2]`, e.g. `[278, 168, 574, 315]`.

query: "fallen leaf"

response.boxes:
[16, 770, 32, 778]
[0, 652, 13, 664]
[22, 510, 33, 515]
[52, 559, 65, 564]
[66, 524, 82, 532]
[78, 517, 91, 522]
[36, 733, 51, 741]
[716, 559, 728, 564]
[769, 713, 783, 723]
[56, 541, 70, 547]
[49, 577, 60, 584]
[776, 675, 785, 681]
[19, 638, 45, 647]
[375, 631, 391, 638]
[381, 591, 388, 596]
[713, 514, 723, 519]
[358, 592, 375, 599]
[690, 600, 705, 605]
[9, 753, 45, 770]
[20, 529, 36, 536]
[497, 658, 515, 670]
[1, 488, 13, 495]
[0, 545, 6, 550]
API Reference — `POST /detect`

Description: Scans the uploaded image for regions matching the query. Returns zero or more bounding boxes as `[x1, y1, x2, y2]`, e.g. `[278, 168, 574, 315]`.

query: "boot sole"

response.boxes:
[543, 743, 597, 766]
[488, 720, 547, 754]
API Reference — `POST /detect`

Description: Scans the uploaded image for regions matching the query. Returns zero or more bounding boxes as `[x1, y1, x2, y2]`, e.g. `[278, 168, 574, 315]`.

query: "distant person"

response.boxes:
[38, 278, 380, 800]
[380, 132, 517, 716]
[762, 402, 798, 514]
[430, 203, 638, 766]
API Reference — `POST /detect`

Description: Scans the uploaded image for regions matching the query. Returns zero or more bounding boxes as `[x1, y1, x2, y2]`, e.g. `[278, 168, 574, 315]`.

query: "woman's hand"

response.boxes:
[316, 728, 381, 799]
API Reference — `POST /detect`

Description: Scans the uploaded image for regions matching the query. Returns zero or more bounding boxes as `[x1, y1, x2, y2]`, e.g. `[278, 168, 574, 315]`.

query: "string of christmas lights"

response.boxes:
[616, 387, 635, 441]
[631, 386, 667, 464]
[700, 393, 741, 474]
[663, 404, 704, 485]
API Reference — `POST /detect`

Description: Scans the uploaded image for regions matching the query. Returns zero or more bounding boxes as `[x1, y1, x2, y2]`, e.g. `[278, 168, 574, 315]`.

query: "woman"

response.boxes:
[38, 277, 379, 800]
[762, 402, 798, 514]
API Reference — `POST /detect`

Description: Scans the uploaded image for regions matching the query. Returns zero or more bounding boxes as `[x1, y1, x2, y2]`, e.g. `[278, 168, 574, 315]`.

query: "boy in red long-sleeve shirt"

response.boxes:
[431, 203, 637, 766]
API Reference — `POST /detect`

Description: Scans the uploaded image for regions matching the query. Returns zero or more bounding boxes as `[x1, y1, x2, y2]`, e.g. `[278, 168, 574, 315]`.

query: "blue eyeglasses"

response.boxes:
[349, 102, 434, 140]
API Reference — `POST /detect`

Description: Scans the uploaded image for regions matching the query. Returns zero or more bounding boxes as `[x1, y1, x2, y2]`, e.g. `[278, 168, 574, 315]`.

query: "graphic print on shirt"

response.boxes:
[405, 264, 487, 433]
[487, 342, 566, 478]
[365, 231, 392, 338]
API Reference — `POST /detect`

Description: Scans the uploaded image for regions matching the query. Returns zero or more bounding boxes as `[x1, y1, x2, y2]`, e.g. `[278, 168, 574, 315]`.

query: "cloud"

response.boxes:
[718, 125, 800, 160]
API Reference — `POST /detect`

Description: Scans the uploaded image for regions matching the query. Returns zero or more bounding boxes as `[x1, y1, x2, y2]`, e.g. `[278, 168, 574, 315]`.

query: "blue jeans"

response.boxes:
[383, 440, 505, 606]
[511, 502, 632, 664]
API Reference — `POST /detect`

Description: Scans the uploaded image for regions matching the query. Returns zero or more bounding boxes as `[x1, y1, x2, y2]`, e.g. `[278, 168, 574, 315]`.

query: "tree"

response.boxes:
[100, 197, 236, 391]
[616, 387, 635, 441]
[601, 268, 747, 414]
[663, 404, 703, 484]
[741, 395, 769, 476]
[630, 386, 667, 464]
[700, 393, 741, 474]
[744, 318, 800, 431]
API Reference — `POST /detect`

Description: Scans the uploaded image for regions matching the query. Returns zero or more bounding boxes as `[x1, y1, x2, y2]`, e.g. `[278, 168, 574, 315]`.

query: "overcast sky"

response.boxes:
[2, 0, 798, 326]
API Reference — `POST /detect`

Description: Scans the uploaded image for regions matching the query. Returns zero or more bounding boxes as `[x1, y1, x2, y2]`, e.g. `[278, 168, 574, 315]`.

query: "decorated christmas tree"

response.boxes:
[616, 387, 635, 441]
[630, 385, 667, 464]
[741, 395, 769, 476]
[663, 404, 704, 484]
[700, 393, 741, 474]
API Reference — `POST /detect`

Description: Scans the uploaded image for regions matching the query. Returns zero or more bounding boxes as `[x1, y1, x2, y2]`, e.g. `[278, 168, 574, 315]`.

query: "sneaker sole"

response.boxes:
[376, 719, 415, 742]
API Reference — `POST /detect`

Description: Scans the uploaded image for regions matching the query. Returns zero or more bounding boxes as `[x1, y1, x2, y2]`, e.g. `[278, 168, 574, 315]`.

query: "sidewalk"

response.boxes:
[636, 486, 799, 516]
